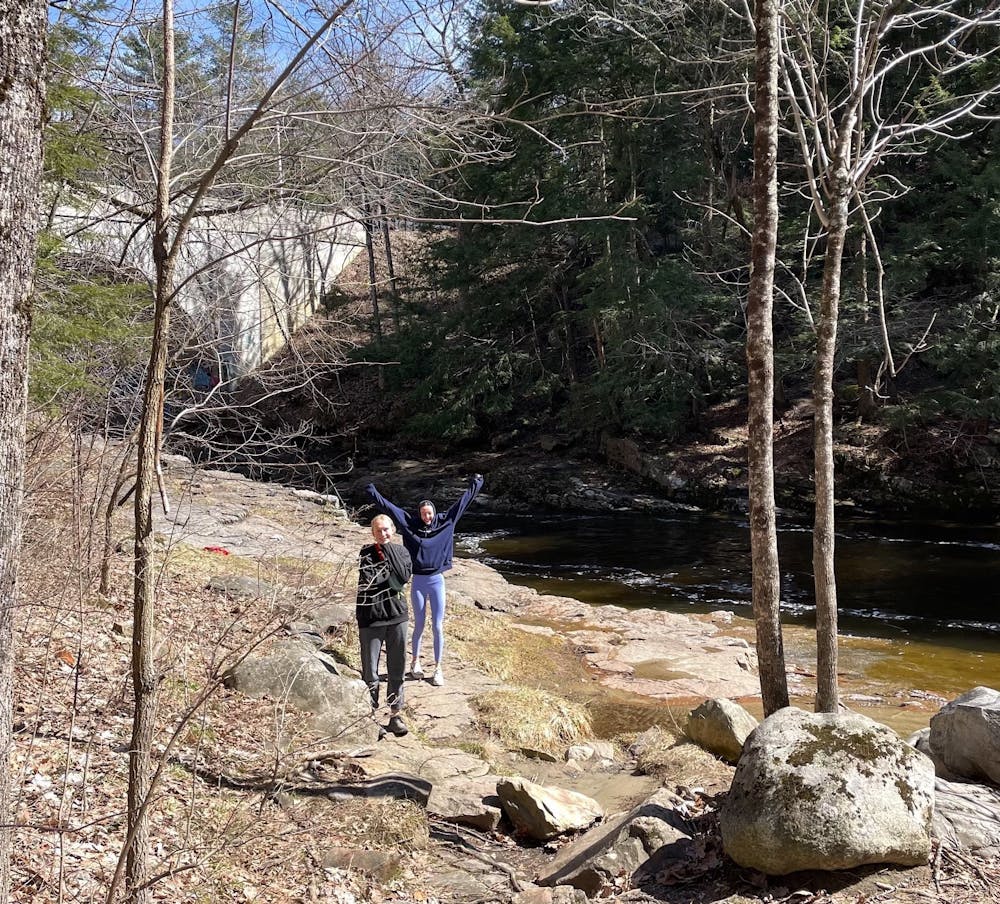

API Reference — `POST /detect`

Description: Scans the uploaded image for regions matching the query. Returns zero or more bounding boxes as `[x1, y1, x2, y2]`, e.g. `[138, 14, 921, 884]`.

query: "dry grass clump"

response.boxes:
[448, 606, 587, 686]
[474, 686, 592, 753]
[327, 798, 429, 851]
[633, 724, 735, 792]
[323, 621, 362, 671]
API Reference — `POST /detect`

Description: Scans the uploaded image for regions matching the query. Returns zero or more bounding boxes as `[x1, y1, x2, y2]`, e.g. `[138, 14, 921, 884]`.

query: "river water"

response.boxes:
[457, 509, 1000, 700]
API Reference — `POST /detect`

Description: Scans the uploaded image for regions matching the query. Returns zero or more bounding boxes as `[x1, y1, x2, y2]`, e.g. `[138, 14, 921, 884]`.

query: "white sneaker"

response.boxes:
[410, 660, 424, 680]
[431, 666, 444, 687]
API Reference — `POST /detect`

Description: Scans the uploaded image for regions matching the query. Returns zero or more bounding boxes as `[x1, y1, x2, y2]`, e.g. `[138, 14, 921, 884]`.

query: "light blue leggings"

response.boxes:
[411, 573, 446, 664]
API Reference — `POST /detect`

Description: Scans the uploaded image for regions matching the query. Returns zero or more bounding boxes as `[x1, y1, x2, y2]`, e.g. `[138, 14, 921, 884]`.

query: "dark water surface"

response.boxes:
[456, 509, 1000, 695]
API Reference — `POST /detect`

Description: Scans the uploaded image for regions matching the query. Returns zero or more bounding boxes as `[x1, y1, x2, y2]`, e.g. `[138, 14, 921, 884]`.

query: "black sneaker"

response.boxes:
[387, 714, 408, 737]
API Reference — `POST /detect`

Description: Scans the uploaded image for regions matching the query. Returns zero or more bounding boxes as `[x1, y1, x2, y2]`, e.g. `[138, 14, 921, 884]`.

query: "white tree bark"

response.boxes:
[0, 1, 46, 897]
[746, 0, 789, 716]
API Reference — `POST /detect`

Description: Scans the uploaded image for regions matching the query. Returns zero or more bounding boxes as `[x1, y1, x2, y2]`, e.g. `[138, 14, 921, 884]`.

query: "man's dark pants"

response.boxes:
[359, 621, 407, 712]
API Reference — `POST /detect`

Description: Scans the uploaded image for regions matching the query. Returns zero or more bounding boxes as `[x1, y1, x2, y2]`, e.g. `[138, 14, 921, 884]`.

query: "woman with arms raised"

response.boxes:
[366, 474, 484, 686]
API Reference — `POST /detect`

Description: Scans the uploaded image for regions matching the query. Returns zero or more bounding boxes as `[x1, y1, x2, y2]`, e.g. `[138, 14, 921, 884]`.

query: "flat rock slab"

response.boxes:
[447, 555, 761, 704]
[427, 775, 503, 831]
[156, 463, 359, 564]
[510, 594, 759, 702]
[934, 777, 1000, 854]
[404, 662, 505, 741]
[420, 861, 516, 903]
[514, 887, 588, 904]
[348, 735, 492, 784]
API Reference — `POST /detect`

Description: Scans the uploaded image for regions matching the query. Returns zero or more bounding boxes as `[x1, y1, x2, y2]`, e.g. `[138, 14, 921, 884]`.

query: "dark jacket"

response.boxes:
[356, 541, 412, 628]
[366, 475, 484, 576]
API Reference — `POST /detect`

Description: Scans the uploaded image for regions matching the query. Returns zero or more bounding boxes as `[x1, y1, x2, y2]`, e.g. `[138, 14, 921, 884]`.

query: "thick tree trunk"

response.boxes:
[127, 3, 175, 900]
[0, 3, 46, 898]
[812, 102, 857, 714]
[856, 358, 877, 421]
[129, 304, 171, 904]
[813, 179, 851, 714]
[114, 6, 357, 900]
[746, 0, 789, 716]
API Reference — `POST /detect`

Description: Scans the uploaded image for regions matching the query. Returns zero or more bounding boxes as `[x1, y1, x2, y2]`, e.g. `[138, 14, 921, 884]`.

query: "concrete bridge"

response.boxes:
[54, 194, 366, 379]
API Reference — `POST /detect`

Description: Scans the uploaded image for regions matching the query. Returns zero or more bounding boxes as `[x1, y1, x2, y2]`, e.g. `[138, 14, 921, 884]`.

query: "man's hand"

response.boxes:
[472, 473, 483, 483]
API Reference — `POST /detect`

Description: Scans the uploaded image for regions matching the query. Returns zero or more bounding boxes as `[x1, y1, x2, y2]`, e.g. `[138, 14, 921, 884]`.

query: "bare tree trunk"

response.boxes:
[379, 200, 400, 332]
[127, 3, 176, 899]
[100, 441, 136, 597]
[0, 3, 46, 897]
[358, 189, 382, 341]
[114, 5, 358, 900]
[596, 115, 610, 370]
[364, 207, 382, 342]
[746, 0, 789, 716]
[856, 235, 878, 422]
[813, 168, 852, 714]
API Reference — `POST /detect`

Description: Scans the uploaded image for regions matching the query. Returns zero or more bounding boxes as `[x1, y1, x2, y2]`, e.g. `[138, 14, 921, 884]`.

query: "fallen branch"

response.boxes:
[429, 820, 528, 894]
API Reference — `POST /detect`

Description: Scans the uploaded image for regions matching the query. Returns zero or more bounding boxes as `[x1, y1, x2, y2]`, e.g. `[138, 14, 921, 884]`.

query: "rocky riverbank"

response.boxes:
[149, 454, 993, 901]
[15, 445, 996, 902]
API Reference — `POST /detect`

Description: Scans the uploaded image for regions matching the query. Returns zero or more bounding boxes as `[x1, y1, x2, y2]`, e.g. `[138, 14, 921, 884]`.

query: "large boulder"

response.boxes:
[224, 638, 376, 744]
[928, 686, 1000, 785]
[686, 698, 758, 763]
[497, 778, 604, 840]
[720, 707, 934, 875]
[307, 600, 355, 633]
[907, 728, 961, 781]
[535, 788, 689, 895]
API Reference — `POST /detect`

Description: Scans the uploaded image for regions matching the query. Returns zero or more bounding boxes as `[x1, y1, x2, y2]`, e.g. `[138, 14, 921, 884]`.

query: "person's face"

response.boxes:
[419, 504, 435, 525]
[372, 520, 394, 543]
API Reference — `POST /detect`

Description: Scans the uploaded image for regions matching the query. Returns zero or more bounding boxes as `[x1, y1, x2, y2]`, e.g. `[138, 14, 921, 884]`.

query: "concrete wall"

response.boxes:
[54, 194, 366, 376]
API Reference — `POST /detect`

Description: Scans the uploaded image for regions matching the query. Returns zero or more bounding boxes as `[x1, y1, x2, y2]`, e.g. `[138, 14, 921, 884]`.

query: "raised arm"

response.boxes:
[443, 474, 484, 525]
[366, 482, 412, 531]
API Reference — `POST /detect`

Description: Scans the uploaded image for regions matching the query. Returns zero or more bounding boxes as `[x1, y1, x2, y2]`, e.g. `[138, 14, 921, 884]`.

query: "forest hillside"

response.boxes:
[27, 1, 1000, 520]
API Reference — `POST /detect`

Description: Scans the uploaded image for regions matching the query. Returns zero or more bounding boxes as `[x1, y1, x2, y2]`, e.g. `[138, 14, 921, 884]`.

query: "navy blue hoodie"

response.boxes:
[366, 475, 484, 576]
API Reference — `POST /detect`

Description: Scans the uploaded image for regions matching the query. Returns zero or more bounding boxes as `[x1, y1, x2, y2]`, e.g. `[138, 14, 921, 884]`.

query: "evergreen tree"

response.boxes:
[383, 0, 746, 443]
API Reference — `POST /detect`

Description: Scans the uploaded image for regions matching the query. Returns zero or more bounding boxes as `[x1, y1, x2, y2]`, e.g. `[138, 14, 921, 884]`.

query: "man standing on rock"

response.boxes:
[357, 514, 413, 737]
